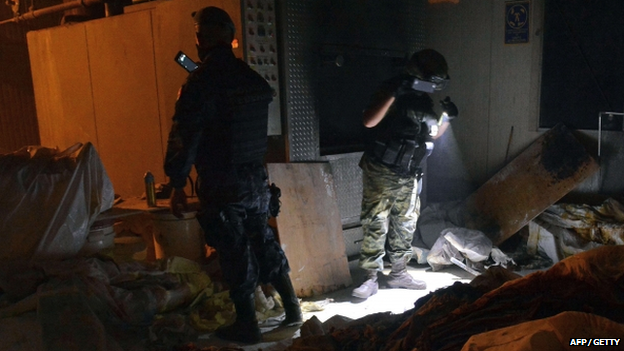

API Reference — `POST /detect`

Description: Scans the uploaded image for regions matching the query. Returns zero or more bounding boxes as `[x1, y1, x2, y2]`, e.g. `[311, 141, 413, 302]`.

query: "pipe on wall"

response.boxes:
[0, 0, 104, 25]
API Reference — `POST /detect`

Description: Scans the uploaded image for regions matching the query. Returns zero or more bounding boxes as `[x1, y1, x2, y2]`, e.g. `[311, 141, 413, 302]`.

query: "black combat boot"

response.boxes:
[386, 259, 426, 290]
[271, 274, 303, 327]
[215, 294, 262, 343]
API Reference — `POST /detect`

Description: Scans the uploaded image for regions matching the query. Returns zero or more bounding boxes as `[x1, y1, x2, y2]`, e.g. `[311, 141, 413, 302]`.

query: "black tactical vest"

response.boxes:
[192, 48, 274, 169]
[367, 91, 437, 176]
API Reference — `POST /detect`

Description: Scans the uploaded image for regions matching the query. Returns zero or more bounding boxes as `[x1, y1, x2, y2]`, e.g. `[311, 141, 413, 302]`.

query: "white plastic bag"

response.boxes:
[426, 228, 493, 272]
[0, 142, 114, 261]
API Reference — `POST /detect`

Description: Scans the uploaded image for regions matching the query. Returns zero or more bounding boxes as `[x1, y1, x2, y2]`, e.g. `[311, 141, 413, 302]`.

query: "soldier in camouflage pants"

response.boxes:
[352, 154, 426, 299]
[352, 49, 458, 299]
[358, 154, 420, 272]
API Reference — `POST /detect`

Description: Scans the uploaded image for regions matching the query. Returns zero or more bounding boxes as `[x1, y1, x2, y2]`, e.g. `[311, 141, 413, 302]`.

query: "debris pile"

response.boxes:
[0, 255, 288, 351]
[287, 245, 624, 351]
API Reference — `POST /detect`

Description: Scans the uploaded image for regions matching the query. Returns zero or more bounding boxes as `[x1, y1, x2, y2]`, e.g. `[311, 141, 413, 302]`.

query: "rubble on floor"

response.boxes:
[0, 255, 291, 351]
[2, 229, 623, 351]
[417, 197, 624, 270]
[285, 245, 624, 351]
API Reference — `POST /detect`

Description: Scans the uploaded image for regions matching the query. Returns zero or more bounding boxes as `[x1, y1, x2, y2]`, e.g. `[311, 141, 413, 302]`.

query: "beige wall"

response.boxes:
[424, 0, 617, 201]
[426, 0, 544, 184]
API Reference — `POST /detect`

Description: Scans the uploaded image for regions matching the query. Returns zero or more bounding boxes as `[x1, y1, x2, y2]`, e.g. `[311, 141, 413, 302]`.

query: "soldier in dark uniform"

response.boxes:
[352, 49, 459, 299]
[164, 6, 302, 344]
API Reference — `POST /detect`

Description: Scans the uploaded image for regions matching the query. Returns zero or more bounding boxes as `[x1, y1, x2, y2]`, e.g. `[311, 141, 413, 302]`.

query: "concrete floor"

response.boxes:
[194, 260, 476, 350]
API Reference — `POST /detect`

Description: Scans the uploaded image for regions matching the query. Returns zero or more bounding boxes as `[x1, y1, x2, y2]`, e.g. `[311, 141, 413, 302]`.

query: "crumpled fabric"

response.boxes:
[1, 256, 216, 351]
[538, 198, 624, 245]
[461, 311, 624, 351]
[404, 245, 624, 351]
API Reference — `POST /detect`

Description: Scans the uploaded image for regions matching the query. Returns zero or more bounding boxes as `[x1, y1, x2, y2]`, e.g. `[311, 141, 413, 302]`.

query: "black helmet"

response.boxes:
[192, 6, 236, 35]
[406, 49, 449, 90]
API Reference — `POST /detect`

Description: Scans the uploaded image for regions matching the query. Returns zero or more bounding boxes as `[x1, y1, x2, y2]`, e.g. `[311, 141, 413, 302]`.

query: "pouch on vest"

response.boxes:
[398, 139, 417, 170]
[373, 139, 399, 165]
[373, 138, 419, 172]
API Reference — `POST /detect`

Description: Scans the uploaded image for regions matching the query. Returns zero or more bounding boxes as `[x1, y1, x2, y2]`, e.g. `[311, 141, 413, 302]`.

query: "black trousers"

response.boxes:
[196, 162, 289, 302]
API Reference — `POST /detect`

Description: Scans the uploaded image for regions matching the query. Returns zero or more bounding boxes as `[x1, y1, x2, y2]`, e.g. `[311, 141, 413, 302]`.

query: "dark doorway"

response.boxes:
[539, 0, 624, 131]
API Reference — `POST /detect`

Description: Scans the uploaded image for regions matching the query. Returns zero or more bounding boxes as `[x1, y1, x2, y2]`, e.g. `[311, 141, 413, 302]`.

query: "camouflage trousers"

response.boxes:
[358, 155, 420, 271]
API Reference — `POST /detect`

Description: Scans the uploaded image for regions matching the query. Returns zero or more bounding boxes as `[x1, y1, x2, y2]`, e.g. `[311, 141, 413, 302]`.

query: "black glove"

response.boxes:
[392, 75, 417, 98]
[439, 96, 458, 120]
[268, 183, 281, 218]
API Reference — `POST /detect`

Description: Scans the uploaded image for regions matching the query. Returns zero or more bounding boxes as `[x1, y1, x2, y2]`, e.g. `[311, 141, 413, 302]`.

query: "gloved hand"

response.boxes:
[169, 187, 188, 219]
[392, 75, 417, 98]
[439, 96, 458, 120]
[268, 183, 281, 218]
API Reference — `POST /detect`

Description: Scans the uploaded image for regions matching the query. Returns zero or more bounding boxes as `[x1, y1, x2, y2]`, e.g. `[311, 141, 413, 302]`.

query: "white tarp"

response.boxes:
[0, 142, 114, 261]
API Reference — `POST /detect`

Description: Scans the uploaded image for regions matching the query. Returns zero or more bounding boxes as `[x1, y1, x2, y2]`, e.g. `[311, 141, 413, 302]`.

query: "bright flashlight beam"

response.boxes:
[427, 123, 474, 203]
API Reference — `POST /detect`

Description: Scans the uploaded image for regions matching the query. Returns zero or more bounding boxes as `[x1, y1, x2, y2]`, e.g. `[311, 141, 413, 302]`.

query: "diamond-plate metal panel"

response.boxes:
[279, 0, 319, 161]
[324, 152, 364, 227]
[242, 0, 282, 135]
[343, 226, 364, 259]
[278, 0, 426, 163]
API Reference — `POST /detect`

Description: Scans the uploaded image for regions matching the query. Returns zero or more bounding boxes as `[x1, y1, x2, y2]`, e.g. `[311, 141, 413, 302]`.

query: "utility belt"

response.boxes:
[372, 138, 426, 177]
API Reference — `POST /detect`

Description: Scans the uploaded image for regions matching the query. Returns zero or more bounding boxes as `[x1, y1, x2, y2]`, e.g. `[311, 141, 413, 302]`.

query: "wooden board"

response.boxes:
[458, 123, 599, 245]
[267, 163, 352, 297]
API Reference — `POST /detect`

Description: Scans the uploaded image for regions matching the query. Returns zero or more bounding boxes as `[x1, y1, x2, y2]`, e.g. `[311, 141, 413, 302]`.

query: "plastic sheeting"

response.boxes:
[526, 198, 624, 264]
[1, 255, 298, 350]
[414, 201, 464, 249]
[538, 198, 624, 246]
[426, 228, 514, 273]
[1, 256, 215, 351]
[0, 142, 114, 261]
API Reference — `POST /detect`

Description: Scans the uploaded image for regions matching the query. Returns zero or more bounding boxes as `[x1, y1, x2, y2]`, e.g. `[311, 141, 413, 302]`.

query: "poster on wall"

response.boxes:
[505, 1, 530, 44]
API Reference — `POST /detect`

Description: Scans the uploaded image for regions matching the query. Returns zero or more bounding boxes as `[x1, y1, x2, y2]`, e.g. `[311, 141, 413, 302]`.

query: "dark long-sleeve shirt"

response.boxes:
[164, 45, 272, 189]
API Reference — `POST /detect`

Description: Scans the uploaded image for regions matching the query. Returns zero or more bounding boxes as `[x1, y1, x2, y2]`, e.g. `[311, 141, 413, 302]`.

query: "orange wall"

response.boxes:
[27, 0, 242, 197]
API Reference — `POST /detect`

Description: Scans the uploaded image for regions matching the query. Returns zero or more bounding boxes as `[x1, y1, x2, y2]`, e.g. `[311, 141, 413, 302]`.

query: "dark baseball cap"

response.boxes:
[192, 6, 235, 34]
